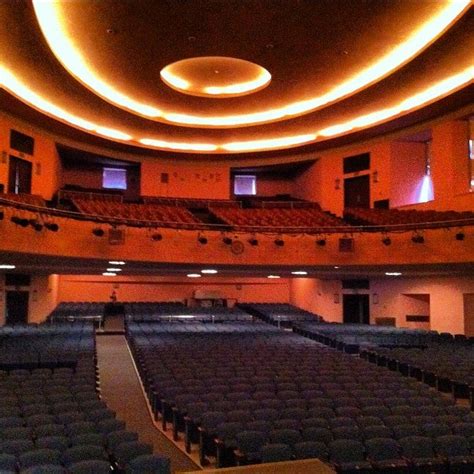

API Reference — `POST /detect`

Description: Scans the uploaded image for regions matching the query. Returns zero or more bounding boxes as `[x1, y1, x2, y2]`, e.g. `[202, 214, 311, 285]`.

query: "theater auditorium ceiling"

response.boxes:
[0, 0, 473, 157]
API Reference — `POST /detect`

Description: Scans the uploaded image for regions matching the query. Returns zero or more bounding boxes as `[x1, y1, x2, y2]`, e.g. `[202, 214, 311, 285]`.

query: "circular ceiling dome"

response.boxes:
[160, 56, 271, 98]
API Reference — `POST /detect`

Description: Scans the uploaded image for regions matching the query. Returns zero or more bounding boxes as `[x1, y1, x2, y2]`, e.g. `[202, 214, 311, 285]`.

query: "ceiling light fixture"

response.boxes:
[222, 134, 317, 152]
[201, 269, 218, 274]
[187, 273, 201, 278]
[0, 264, 16, 270]
[33, 0, 469, 126]
[139, 138, 217, 152]
[106, 268, 122, 272]
[385, 272, 402, 276]
[291, 271, 308, 275]
[267, 275, 280, 279]
[109, 261, 125, 265]
[102, 272, 117, 276]
[32, 1, 162, 118]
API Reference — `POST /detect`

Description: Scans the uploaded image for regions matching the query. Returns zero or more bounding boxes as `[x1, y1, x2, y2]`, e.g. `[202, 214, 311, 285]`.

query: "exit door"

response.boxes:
[6, 291, 29, 325]
[8, 156, 32, 194]
[343, 294, 370, 324]
[344, 174, 370, 208]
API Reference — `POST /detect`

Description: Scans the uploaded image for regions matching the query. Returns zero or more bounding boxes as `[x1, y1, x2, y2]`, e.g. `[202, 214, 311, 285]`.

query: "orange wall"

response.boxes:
[390, 141, 426, 207]
[61, 167, 103, 190]
[57, 275, 290, 306]
[293, 142, 391, 215]
[140, 159, 230, 199]
[0, 114, 60, 199]
[256, 177, 294, 197]
[291, 276, 474, 334]
[289, 278, 342, 322]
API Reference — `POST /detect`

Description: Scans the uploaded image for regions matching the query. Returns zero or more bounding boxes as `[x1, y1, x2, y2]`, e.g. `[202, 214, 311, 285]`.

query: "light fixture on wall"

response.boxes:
[411, 232, 424, 244]
[372, 170, 379, 183]
[29, 219, 43, 232]
[335, 178, 341, 190]
[197, 233, 208, 245]
[248, 236, 259, 246]
[151, 232, 163, 241]
[381, 234, 391, 246]
[44, 222, 59, 232]
[92, 228, 105, 237]
[11, 215, 29, 227]
[274, 237, 284, 247]
[316, 237, 327, 246]
[455, 231, 465, 241]
[222, 236, 233, 245]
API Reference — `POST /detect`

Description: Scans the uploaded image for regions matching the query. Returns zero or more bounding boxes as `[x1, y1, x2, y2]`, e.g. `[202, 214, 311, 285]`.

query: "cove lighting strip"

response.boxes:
[0, 64, 472, 152]
[33, 0, 470, 127]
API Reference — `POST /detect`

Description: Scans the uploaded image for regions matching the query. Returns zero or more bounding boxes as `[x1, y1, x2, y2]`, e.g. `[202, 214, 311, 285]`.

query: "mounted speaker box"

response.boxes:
[109, 228, 125, 245]
[339, 237, 354, 252]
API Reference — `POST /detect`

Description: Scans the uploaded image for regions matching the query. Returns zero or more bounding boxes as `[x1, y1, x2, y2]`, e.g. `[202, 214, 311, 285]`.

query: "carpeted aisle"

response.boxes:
[96, 335, 200, 473]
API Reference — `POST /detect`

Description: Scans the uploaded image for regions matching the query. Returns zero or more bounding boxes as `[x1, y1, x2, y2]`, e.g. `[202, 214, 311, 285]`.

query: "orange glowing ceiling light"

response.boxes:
[95, 127, 132, 141]
[33, 0, 470, 127]
[0, 61, 472, 153]
[222, 134, 317, 152]
[319, 67, 474, 138]
[139, 138, 218, 152]
[32, 0, 162, 119]
[203, 70, 271, 96]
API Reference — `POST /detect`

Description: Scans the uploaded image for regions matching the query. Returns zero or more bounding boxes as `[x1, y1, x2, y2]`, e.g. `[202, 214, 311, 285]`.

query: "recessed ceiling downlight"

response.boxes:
[160, 57, 271, 98]
[0, 264, 16, 269]
[187, 273, 202, 278]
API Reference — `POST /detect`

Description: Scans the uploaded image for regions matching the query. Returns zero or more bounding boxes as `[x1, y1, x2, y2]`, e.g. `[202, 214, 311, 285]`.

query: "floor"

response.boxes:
[96, 335, 200, 473]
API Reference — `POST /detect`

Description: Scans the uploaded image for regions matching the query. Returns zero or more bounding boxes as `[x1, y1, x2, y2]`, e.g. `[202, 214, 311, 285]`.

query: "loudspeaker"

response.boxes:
[339, 237, 354, 252]
[109, 228, 125, 245]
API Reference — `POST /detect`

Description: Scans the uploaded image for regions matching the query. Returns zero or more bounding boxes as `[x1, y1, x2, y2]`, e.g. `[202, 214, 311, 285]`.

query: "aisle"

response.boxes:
[96, 335, 200, 473]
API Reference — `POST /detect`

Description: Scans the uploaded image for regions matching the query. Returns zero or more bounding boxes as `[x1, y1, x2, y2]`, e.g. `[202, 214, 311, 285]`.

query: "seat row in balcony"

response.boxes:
[345, 207, 474, 228]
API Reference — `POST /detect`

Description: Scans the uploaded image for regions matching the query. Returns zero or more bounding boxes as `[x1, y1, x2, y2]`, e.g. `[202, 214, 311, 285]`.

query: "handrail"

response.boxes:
[0, 196, 473, 235]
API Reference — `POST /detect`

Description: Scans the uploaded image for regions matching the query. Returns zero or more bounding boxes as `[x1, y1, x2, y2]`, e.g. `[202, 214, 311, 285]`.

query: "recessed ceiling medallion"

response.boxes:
[160, 56, 271, 98]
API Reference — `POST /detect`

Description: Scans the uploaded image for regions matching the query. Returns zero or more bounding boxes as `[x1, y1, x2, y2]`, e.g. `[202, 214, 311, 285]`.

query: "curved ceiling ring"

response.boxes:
[1, 63, 472, 153]
[32, 0, 470, 129]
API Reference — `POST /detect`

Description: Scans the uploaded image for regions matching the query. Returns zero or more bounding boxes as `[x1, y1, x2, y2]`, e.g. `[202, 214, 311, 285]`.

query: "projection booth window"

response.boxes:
[103, 167, 127, 190]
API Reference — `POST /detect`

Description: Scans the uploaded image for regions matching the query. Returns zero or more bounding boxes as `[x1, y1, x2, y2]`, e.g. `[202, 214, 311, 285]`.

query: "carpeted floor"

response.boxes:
[96, 335, 200, 473]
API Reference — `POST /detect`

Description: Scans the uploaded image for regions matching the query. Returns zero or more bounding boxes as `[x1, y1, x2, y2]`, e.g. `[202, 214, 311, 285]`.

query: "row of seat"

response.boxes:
[209, 206, 345, 231]
[361, 344, 474, 406]
[239, 303, 321, 327]
[0, 324, 170, 474]
[345, 207, 474, 227]
[126, 321, 474, 470]
[72, 198, 201, 226]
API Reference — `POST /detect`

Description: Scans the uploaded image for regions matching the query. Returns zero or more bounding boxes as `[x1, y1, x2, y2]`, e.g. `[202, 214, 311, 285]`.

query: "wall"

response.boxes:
[256, 176, 294, 197]
[61, 167, 103, 190]
[0, 114, 60, 199]
[293, 142, 391, 215]
[290, 278, 342, 322]
[57, 275, 290, 307]
[290, 276, 474, 334]
[29, 274, 59, 323]
[390, 141, 427, 207]
[141, 159, 230, 199]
